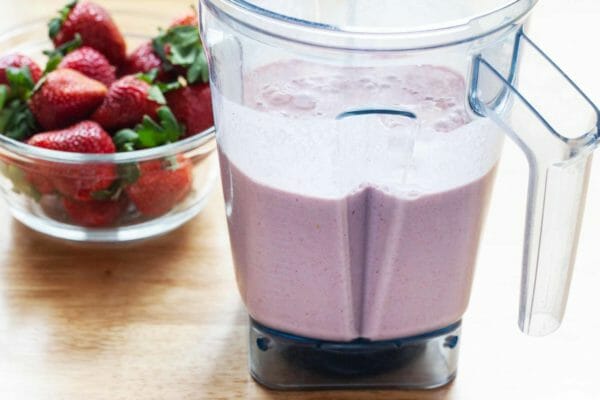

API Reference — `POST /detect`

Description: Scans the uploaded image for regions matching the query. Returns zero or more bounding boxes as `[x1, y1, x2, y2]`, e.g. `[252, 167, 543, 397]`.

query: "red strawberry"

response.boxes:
[92, 75, 162, 131]
[126, 156, 192, 217]
[0, 54, 43, 85]
[28, 120, 115, 153]
[121, 41, 173, 81]
[50, 1, 127, 66]
[63, 197, 126, 227]
[169, 10, 198, 28]
[27, 121, 116, 201]
[58, 46, 116, 86]
[26, 166, 55, 195]
[29, 68, 107, 130]
[165, 83, 213, 137]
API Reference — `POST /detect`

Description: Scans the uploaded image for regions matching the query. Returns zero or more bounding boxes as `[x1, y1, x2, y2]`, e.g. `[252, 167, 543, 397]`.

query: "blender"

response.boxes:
[199, 0, 599, 389]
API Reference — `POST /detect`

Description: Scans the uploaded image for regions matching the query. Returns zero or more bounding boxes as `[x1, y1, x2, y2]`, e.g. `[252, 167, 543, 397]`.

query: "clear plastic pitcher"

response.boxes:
[199, 0, 599, 389]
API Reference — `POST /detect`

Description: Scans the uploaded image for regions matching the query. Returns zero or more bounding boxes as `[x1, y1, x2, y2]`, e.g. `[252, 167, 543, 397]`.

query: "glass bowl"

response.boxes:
[0, 9, 218, 242]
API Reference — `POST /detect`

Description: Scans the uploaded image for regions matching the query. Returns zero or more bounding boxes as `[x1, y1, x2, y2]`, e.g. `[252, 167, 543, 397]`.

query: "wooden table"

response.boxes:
[1, 1, 599, 399]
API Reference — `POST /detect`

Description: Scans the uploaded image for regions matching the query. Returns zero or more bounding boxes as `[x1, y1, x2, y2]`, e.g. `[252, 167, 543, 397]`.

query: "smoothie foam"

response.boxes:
[217, 61, 502, 341]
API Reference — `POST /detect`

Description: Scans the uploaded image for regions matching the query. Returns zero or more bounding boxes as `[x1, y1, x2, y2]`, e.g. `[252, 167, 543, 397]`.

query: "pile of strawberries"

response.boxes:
[0, 1, 214, 227]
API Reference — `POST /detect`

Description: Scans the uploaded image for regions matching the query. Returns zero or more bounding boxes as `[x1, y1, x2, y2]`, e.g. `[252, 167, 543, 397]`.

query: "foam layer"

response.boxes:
[216, 60, 503, 198]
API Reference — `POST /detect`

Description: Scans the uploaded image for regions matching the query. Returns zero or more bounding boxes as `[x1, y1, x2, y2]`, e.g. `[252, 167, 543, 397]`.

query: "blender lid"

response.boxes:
[204, 0, 537, 50]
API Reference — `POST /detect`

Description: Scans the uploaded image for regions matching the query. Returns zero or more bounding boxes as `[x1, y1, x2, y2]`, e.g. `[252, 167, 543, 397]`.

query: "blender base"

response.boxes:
[249, 319, 461, 390]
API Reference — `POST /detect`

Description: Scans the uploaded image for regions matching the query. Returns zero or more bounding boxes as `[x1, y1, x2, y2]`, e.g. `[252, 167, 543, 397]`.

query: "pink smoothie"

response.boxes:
[216, 61, 501, 341]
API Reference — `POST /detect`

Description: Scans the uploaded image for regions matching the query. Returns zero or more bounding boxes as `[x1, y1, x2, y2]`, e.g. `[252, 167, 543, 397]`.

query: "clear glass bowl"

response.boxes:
[0, 10, 218, 242]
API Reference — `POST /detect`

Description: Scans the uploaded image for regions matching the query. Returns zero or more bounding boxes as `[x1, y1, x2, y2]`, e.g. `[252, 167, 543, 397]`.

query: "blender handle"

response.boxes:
[470, 30, 600, 336]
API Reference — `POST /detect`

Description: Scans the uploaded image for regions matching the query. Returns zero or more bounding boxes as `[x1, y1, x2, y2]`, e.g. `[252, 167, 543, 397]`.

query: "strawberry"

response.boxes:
[0, 162, 48, 200]
[26, 166, 55, 195]
[63, 196, 126, 227]
[121, 41, 174, 82]
[0, 54, 42, 85]
[169, 10, 198, 29]
[27, 121, 116, 201]
[165, 83, 213, 137]
[58, 46, 116, 86]
[29, 68, 107, 130]
[125, 156, 192, 217]
[49, 1, 127, 66]
[28, 120, 115, 153]
[92, 75, 163, 131]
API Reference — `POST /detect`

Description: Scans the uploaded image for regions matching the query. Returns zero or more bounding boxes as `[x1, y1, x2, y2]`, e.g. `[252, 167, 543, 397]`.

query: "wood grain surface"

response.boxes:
[0, 1, 599, 399]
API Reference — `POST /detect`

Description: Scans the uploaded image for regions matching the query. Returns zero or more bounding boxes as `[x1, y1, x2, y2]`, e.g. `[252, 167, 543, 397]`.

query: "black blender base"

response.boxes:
[249, 319, 460, 390]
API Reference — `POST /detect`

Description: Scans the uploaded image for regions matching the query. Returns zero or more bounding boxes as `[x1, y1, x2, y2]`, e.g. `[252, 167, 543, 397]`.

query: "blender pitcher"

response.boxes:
[200, 0, 599, 389]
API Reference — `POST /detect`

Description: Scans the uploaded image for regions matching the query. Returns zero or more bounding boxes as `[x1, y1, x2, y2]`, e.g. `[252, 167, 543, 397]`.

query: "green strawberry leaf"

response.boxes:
[118, 163, 141, 185]
[187, 50, 209, 84]
[6, 67, 35, 100]
[0, 99, 38, 140]
[136, 68, 159, 84]
[113, 129, 139, 152]
[152, 25, 209, 84]
[44, 33, 83, 57]
[90, 189, 111, 200]
[152, 33, 172, 70]
[156, 106, 183, 143]
[91, 180, 123, 201]
[48, 0, 78, 39]
[136, 116, 164, 148]
[43, 33, 83, 74]
[113, 106, 184, 151]
[0, 85, 7, 110]
[156, 80, 183, 93]
[7, 67, 34, 90]
[44, 54, 62, 75]
[152, 31, 175, 73]
[91, 162, 141, 200]
[161, 26, 200, 65]
[147, 85, 166, 105]
[169, 44, 198, 66]
[48, 20, 63, 40]
[0, 103, 10, 129]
